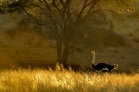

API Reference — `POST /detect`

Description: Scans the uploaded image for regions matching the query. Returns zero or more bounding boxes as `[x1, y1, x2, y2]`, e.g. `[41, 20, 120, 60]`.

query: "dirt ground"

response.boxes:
[96, 40, 139, 73]
[68, 36, 139, 73]
[0, 33, 138, 74]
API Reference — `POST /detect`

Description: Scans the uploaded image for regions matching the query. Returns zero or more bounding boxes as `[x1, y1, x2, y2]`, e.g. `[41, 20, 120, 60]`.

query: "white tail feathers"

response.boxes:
[113, 64, 119, 69]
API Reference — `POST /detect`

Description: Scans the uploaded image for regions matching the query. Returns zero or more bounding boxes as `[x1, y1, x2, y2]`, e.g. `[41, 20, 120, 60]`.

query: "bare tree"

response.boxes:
[0, 0, 136, 65]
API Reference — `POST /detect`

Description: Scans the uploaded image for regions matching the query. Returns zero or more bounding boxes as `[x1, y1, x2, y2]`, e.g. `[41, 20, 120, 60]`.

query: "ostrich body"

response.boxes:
[91, 51, 118, 72]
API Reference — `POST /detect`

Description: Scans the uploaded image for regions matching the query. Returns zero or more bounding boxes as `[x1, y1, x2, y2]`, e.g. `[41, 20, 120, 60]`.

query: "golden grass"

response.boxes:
[0, 67, 139, 92]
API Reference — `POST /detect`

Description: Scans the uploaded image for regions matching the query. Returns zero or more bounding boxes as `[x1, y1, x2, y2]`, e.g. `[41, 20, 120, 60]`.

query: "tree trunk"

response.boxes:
[56, 38, 62, 63]
[56, 38, 69, 66]
[61, 43, 69, 65]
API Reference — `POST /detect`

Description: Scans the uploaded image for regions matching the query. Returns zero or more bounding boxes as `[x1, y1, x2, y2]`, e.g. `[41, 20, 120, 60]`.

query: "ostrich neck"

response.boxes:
[92, 52, 95, 64]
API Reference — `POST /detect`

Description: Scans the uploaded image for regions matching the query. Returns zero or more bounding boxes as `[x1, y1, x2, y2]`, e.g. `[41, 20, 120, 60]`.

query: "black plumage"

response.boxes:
[91, 51, 118, 72]
[92, 63, 115, 72]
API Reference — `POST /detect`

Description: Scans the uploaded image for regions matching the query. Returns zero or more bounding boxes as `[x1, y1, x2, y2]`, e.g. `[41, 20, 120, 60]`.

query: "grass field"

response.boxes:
[0, 65, 139, 92]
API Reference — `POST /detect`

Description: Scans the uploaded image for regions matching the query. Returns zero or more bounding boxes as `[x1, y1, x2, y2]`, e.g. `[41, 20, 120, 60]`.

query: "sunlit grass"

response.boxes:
[0, 66, 139, 92]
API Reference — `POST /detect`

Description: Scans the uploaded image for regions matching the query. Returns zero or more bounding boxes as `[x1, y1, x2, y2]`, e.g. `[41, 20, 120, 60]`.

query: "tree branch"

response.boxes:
[76, 0, 88, 24]
[69, 38, 87, 55]
[68, 48, 81, 55]
[22, 7, 45, 25]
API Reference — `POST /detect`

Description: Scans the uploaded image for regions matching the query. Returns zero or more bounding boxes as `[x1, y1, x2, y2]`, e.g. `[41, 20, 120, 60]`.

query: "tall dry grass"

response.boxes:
[0, 66, 139, 92]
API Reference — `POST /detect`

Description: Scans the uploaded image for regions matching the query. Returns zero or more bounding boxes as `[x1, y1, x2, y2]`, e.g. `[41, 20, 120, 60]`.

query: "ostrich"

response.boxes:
[91, 51, 118, 72]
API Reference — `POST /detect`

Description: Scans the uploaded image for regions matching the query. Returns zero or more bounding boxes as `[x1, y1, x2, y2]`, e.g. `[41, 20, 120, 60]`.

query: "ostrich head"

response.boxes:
[91, 51, 95, 64]
[91, 51, 95, 54]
